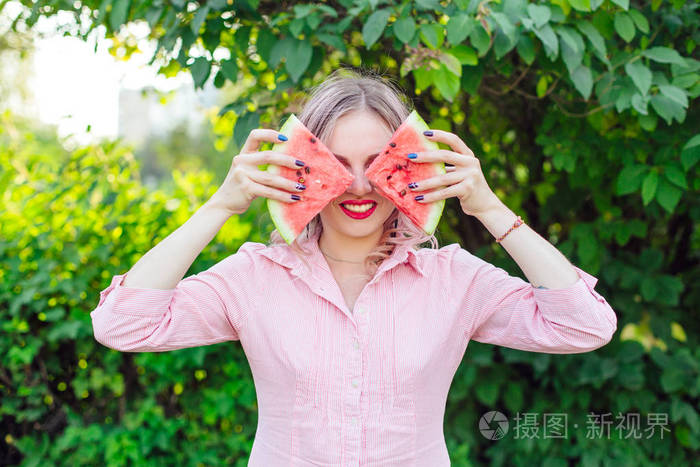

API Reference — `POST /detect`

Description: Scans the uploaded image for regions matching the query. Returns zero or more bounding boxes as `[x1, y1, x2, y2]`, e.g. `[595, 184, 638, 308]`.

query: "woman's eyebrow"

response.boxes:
[333, 153, 379, 164]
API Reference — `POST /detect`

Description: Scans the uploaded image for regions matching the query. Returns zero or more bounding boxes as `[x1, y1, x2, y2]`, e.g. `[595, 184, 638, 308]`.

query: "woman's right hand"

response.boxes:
[206, 129, 307, 216]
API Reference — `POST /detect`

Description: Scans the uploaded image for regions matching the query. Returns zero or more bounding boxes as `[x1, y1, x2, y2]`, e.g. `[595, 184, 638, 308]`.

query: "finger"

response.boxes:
[240, 129, 289, 154]
[234, 150, 306, 170]
[413, 181, 464, 204]
[406, 171, 465, 193]
[246, 177, 304, 203]
[423, 129, 475, 157]
[408, 149, 479, 166]
[247, 168, 307, 193]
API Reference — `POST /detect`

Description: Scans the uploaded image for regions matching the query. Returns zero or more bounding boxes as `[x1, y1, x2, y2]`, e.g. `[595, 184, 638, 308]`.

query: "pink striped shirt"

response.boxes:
[91, 228, 617, 466]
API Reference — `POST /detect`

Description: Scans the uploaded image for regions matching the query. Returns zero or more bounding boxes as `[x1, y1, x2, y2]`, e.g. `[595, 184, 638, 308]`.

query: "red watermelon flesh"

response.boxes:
[267, 114, 355, 244]
[365, 110, 446, 235]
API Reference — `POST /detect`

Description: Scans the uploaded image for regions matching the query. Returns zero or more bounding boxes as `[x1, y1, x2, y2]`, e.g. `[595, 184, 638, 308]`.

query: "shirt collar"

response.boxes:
[257, 228, 426, 277]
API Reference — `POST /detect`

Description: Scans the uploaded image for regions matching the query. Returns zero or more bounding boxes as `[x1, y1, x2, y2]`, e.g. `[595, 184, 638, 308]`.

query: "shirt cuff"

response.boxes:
[97, 273, 176, 315]
[531, 265, 610, 309]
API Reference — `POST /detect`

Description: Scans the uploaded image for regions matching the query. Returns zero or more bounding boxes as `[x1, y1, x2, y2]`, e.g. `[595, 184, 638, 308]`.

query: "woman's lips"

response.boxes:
[340, 202, 377, 219]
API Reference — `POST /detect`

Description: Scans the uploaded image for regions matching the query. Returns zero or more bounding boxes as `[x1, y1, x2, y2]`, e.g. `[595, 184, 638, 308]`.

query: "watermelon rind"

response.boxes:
[266, 115, 300, 244]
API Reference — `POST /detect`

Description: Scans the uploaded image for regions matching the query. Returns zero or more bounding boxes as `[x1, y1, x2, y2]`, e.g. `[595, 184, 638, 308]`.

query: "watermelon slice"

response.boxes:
[365, 110, 446, 235]
[267, 114, 355, 244]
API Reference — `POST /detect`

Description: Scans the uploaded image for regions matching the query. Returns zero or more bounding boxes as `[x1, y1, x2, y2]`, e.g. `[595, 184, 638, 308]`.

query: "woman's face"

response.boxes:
[319, 109, 396, 239]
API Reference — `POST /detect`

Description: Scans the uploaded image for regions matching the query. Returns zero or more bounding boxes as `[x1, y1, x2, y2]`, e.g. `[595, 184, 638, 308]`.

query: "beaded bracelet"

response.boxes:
[496, 215, 524, 243]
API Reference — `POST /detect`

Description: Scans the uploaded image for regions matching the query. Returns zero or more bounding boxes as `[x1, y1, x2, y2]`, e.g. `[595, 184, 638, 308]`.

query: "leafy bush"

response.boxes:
[2, 0, 699, 464]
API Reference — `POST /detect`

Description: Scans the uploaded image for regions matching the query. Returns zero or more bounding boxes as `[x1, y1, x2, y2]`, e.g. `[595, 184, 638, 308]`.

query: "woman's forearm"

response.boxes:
[122, 201, 233, 290]
[474, 199, 580, 289]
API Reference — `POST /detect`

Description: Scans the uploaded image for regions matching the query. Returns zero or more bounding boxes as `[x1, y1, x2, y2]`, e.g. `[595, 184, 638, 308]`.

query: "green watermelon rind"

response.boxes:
[266, 114, 300, 244]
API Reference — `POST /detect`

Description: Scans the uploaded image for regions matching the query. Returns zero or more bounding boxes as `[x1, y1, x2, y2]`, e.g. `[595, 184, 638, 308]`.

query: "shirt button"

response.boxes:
[351, 378, 359, 388]
[353, 340, 360, 350]
[358, 307, 366, 314]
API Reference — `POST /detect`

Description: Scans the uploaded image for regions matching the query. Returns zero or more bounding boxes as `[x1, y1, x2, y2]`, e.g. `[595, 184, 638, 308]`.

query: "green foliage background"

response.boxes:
[2, 0, 699, 465]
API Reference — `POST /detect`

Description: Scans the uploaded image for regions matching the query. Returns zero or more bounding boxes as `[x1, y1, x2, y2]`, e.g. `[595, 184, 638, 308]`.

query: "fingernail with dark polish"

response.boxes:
[296, 183, 306, 190]
[415, 195, 424, 201]
[291, 194, 301, 200]
[278, 134, 288, 141]
[407, 153, 417, 159]
[423, 130, 433, 137]
[408, 182, 418, 189]
[295, 159, 305, 166]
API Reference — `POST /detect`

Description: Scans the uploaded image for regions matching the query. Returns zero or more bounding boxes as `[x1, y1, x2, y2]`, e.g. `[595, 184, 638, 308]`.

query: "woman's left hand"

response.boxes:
[406, 129, 503, 218]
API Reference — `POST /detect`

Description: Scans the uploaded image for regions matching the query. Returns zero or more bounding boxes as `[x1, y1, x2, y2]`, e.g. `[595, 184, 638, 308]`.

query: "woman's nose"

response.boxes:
[347, 166, 373, 194]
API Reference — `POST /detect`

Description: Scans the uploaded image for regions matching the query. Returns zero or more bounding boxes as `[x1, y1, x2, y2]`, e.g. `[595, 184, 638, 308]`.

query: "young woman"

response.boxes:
[91, 68, 617, 466]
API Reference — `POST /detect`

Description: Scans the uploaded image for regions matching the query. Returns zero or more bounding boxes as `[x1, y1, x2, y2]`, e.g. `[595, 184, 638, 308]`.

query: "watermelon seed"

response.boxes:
[386, 175, 392, 180]
[310, 137, 316, 143]
[395, 164, 403, 170]
[399, 189, 407, 197]
[296, 170, 302, 177]
[298, 177, 305, 183]
[385, 150, 390, 154]
[389, 142, 396, 147]
[304, 166, 310, 174]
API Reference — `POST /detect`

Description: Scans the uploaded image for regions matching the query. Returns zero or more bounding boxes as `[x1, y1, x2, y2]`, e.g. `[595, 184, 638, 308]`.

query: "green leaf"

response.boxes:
[616, 165, 646, 195]
[568, 0, 591, 12]
[640, 275, 659, 301]
[656, 177, 683, 214]
[220, 59, 238, 82]
[533, 24, 558, 60]
[614, 12, 635, 43]
[469, 22, 491, 57]
[317, 33, 347, 53]
[536, 75, 548, 97]
[419, 23, 444, 49]
[491, 13, 516, 43]
[610, 0, 629, 10]
[432, 64, 461, 101]
[661, 368, 685, 393]
[191, 57, 211, 89]
[285, 39, 313, 82]
[516, 35, 535, 65]
[449, 45, 478, 65]
[256, 28, 276, 62]
[642, 47, 687, 67]
[575, 21, 607, 58]
[641, 171, 658, 206]
[109, 0, 131, 32]
[680, 134, 700, 171]
[415, 0, 441, 10]
[269, 36, 293, 68]
[191, 6, 209, 34]
[631, 91, 651, 115]
[362, 9, 390, 48]
[527, 4, 551, 29]
[571, 65, 593, 100]
[664, 165, 688, 190]
[643, 47, 687, 66]
[233, 111, 260, 149]
[628, 9, 649, 34]
[393, 17, 416, 44]
[625, 61, 652, 96]
[650, 94, 685, 125]
[441, 52, 462, 77]
[446, 14, 474, 45]
[289, 17, 305, 37]
[658, 85, 688, 108]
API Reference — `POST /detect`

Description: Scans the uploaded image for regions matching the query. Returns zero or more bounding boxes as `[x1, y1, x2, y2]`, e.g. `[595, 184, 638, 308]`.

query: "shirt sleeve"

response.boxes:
[90, 242, 261, 352]
[446, 244, 618, 354]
